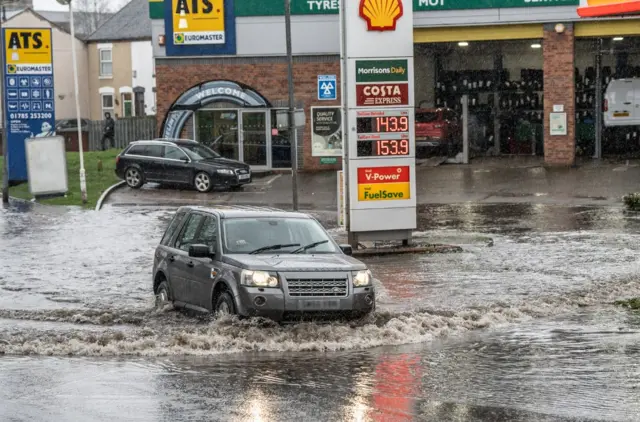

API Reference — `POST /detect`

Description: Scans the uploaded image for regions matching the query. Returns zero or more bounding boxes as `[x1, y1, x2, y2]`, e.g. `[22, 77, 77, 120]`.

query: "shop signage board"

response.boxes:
[550, 112, 567, 135]
[577, 0, 640, 17]
[164, 0, 236, 56]
[2, 28, 56, 182]
[341, 0, 417, 240]
[317, 75, 337, 100]
[150, 0, 581, 19]
[311, 106, 342, 156]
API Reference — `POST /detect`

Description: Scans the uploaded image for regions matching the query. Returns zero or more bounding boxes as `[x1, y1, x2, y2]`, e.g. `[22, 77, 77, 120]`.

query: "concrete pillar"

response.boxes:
[543, 23, 576, 166]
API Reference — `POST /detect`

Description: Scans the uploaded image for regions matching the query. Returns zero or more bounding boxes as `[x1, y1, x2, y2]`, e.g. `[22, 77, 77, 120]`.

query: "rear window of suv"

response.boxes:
[415, 112, 439, 123]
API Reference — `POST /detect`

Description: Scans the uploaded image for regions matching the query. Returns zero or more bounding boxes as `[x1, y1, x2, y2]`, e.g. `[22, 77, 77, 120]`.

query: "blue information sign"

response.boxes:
[318, 75, 337, 101]
[2, 28, 56, 182]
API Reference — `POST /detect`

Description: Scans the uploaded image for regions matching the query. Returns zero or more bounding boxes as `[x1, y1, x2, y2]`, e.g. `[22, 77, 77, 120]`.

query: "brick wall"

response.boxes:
[155, 56, 341, 172]
[543, 23, 576, 166]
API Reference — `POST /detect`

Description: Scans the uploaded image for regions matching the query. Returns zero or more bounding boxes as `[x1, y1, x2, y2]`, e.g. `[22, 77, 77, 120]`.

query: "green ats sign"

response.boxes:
[149, 0, 579, 19]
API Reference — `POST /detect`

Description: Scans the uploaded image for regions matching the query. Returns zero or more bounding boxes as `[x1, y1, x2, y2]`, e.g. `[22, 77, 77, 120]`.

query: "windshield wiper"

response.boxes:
[249, 243, 300, 255]
[291, 240, 329, 254]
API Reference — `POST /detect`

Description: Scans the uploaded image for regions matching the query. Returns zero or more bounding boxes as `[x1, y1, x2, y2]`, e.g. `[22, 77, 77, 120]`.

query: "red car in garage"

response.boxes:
[415, 107, 462, 153]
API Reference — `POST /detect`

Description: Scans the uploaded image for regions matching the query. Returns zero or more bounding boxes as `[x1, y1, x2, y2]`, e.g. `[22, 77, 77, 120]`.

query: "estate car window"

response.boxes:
[164, 146, 188, 161]
[194, 216, 218, 252]
[182, 144, 219, 161]
[126, 145, 146, 156]
[174, 214, 205, 251]
[160, 211, 186, 246]
[145, 144, 164, 158]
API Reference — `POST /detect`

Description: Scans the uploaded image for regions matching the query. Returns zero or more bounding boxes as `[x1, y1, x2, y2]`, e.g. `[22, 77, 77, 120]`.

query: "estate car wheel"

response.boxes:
[125, 167, 144, 189]
[194, 172, 213, 193]
[214, 291, 236, 316]
[155, 281, 172, 308]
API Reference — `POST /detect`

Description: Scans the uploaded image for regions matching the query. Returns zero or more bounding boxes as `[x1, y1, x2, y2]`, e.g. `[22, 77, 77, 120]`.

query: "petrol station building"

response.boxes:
[149, 0, 640, 172]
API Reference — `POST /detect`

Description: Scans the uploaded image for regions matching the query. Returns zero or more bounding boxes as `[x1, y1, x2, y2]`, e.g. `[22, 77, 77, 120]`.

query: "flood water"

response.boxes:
[1, 201, 640, 421]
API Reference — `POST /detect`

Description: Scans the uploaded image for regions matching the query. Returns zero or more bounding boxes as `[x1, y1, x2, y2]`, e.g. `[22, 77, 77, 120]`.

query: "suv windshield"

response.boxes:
[222, 217, 339, 254]
[181, 144, 220, 161]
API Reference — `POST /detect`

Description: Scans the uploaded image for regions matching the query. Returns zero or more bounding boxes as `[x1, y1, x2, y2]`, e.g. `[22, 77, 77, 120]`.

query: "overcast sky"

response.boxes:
[32, 0, 130, 12]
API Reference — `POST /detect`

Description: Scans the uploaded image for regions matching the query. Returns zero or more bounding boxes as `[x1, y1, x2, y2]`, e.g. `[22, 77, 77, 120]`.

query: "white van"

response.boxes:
[604, 78, 640, 127]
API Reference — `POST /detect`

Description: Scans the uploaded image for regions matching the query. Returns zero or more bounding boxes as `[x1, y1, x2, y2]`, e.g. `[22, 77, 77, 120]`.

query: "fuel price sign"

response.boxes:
[356, 109, 411, 158]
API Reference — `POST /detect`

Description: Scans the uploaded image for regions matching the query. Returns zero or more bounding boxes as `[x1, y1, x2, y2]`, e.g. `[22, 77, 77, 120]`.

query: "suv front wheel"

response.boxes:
[213, 291, 236, 316]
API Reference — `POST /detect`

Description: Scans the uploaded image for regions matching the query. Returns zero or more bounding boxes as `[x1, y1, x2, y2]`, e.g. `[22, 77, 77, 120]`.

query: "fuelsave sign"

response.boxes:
[358, 166, 411, 201]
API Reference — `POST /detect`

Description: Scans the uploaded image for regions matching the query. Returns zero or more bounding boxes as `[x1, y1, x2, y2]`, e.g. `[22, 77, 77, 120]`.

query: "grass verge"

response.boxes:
[0, 149, 121, 209]
[615, 298, 640, 310]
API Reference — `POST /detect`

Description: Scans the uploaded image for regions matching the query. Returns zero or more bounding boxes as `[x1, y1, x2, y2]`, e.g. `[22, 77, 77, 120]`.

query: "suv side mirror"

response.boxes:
[339, 244, 353, 256]
[189, 244, 212, 259]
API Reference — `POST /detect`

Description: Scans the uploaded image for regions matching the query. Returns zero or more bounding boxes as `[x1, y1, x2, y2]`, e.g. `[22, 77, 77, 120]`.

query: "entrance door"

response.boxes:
[241, 111, 268, 168]
[196, 110, 240, 161]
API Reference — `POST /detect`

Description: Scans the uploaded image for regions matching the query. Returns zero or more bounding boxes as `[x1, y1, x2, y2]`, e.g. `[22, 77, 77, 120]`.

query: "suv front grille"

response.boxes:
[287, 277, 348, 297]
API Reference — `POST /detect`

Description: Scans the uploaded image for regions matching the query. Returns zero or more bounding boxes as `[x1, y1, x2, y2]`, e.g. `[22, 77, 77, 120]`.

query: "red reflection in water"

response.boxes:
[371, 354, 422, 421]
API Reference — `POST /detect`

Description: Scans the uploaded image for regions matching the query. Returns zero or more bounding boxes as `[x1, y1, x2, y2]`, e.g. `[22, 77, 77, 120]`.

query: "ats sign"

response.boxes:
[165, 0, 236, 56]
[359, 0, 404, 31]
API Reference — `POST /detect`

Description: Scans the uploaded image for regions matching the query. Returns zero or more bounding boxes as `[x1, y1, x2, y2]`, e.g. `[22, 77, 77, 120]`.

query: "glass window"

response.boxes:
[415, 111, 438, 123]
[164, 146, 188, 160]
[271, 109, 292, 169]
[99, 48, 112, 77]
[126, 144, 146, 156]
[194, 216, 218, 251]
[145, 144, 164, 158]
[101, 94, 114, 116]
[196, 110, 239, 161]
[174, 214, 205, 251]
[122, 92, 133, 117]
[160, 211, 186, 246]
[222, 217, 339, 254]
[181, 143, 219, 160]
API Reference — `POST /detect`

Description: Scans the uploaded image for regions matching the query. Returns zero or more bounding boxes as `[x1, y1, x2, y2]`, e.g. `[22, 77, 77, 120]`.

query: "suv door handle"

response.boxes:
[168, 255, 175, 262]
[187, 261, 195, 268]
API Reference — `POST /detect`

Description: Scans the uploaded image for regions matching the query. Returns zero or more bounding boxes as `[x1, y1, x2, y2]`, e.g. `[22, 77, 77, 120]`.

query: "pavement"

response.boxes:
[104, 156, 640, 210]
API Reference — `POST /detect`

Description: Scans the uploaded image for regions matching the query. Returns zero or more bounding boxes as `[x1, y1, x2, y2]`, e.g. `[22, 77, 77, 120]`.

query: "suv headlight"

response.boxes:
[217, 169, 234, 175]
[241, 270, 279, 288]
[352, 270, 372, 287]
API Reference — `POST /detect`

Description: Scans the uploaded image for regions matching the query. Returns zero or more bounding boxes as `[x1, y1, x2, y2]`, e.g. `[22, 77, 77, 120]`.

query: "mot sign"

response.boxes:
[341, 0, 417, 241]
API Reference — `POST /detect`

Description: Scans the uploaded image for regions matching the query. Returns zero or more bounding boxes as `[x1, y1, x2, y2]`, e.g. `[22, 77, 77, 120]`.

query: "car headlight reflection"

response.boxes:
[217, 168, 235, 175]
[241, 270, 279, 288]
[352, 270, 372, 287]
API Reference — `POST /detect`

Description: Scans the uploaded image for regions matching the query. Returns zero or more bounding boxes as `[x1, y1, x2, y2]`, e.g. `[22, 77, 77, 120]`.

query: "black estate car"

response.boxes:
[115, 139, 252, 192]
[153, 206, 376, 322]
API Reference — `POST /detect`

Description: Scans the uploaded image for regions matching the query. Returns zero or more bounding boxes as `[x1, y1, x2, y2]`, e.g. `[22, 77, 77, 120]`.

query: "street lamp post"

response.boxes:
[1, 3, 9, 204]
[284, 0, 298, 211]
[57, 0, 87, 204]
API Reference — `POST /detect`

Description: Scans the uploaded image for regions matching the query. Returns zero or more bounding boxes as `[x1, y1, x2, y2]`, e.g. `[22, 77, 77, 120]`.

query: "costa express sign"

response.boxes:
[358, 166, 411, 201]
[356, 83, 409, 106]
[359, 0, 404, 31]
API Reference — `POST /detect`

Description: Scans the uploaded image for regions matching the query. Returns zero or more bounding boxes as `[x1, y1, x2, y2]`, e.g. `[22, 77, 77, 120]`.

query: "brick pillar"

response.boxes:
[543, 23, 575, 166]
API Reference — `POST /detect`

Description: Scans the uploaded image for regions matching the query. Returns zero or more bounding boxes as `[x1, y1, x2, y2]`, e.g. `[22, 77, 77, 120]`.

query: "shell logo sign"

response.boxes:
[359, 0, 404, 32]
[358, 166, 411, 201]
[578, 0, 640, 17]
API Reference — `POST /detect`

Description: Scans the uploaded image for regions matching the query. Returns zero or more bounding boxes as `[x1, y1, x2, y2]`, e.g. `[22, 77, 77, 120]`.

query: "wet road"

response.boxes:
[2, 201, 640, 421]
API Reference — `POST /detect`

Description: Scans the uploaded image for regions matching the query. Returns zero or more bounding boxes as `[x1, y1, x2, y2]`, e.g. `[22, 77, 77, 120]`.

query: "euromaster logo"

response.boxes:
[359, 0, 404, 31]
[358, 166, 411, 201]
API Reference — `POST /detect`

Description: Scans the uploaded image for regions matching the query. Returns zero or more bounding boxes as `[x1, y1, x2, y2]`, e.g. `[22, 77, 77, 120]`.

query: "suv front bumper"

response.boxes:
[234, 285, 375, 322]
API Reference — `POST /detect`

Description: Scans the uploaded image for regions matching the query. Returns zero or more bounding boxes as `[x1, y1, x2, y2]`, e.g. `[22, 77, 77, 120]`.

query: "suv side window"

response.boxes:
[174, 213, 205, 251]
[164, 146, 188, 161]
[194, 216, 218, 252]
[160, 211, 186, 246]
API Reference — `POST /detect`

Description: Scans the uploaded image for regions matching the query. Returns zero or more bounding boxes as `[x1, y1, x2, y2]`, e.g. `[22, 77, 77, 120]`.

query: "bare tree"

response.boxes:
[73, 0, 115, 36]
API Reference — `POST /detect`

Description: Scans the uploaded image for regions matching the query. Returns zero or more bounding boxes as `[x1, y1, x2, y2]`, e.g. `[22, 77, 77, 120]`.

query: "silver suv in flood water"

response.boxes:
[153, 206, 376, 322]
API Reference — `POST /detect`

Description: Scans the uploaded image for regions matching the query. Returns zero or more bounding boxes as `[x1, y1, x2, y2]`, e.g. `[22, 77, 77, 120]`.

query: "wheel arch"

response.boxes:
[153, 270, 169, 295]
[210, 279, 239, 312]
